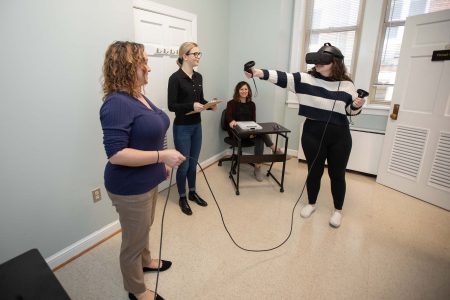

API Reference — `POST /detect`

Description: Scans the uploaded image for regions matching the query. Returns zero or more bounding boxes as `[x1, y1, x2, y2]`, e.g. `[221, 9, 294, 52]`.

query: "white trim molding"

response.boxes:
[46, 220, 121, 269]
[287, 0, 307, 105]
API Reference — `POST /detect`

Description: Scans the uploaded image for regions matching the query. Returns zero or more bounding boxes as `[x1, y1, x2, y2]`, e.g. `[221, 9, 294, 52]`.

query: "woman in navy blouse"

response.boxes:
[168, 42, 217, 216]
[100, 41, 185, 300]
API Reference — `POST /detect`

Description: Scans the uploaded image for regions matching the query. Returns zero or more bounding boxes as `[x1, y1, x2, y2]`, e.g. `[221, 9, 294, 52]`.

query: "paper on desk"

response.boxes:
[236, 121, 262, 130]
[185, 99, 222, 115]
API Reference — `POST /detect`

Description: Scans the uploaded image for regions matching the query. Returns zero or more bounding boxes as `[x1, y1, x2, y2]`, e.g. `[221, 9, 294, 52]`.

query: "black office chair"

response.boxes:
[218, 108, 254, 174]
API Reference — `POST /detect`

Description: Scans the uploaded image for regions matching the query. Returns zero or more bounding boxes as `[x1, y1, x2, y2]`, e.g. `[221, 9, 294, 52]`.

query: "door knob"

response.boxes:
[390, 104, 400, 120]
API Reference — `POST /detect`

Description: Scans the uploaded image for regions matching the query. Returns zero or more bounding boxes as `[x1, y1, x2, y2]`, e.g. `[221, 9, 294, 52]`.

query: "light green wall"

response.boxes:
[0, 0, 134, 263]
[228, 0, 295, 148]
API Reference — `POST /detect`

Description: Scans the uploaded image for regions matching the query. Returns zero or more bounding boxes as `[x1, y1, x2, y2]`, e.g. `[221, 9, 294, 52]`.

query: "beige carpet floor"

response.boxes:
[55, 159, 450, 300]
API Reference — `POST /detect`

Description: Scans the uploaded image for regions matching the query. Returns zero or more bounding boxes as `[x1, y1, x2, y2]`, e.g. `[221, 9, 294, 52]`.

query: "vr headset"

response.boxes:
[305, 43, 344, 65]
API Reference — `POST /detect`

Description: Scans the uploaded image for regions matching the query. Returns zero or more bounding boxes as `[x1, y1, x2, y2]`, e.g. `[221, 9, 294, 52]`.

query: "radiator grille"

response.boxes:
[428, 131, 450, 192]
[388, 126, 428, 180]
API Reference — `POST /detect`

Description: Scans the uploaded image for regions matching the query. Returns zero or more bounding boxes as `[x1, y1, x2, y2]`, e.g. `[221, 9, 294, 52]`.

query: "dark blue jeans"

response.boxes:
[173, 123, 202, 197]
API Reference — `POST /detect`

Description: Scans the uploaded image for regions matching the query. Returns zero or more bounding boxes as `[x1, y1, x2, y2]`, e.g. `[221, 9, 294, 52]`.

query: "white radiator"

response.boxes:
[297, 122, 385, 175]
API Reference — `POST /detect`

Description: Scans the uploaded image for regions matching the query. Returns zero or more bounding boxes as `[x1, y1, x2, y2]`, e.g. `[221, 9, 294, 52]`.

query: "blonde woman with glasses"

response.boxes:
[168, 42, 218, 216]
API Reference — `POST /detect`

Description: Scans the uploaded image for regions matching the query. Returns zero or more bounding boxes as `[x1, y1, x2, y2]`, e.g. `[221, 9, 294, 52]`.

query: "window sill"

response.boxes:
[361, 104, 390, 116]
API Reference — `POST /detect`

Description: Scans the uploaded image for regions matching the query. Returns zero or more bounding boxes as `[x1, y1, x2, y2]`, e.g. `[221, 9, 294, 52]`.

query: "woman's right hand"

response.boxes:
[160, 149, 185, 168]
[244, 68, 263, 79]
[229, 120, 237, 128]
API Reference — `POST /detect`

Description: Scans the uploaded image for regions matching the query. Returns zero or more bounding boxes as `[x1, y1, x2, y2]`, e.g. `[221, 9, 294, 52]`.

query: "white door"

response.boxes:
[376, 10, 450, 210]
[133, 0, 197, 190]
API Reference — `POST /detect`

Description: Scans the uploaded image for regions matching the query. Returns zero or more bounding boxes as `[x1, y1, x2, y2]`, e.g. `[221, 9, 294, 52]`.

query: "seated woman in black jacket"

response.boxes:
[226, 81, 290, 182]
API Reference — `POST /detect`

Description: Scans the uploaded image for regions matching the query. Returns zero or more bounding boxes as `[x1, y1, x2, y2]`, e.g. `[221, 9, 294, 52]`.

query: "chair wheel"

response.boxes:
[218, 161, 222, 166]
[280, 188, 284, 192]
[236, 191, 240, 195]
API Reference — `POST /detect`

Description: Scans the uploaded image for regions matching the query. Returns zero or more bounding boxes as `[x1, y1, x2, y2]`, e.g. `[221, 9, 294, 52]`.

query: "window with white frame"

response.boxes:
[370, 0, 450, 104]
[304, 0, 363, 76]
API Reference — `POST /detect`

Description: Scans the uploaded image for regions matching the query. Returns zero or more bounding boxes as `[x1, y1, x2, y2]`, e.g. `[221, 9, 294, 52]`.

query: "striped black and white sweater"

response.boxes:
[261, 69, 362, 127]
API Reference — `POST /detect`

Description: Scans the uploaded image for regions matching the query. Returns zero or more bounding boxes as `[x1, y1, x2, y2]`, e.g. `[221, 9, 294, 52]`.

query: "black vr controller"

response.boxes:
[244, 60, 255, 76]
[357, 89, 369, 98]
[244, 60, 258, 96]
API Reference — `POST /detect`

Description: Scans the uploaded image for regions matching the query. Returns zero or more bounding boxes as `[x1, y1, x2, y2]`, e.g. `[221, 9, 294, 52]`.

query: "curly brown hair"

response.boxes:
[232, 81, 252, 102]
[102, 41, 146, 100]
[308, 57, 353, 82]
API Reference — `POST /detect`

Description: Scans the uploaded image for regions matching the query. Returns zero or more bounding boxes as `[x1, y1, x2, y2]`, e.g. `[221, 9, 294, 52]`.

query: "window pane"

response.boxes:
[377, 26, 404, 85]
[311, 0, 361, 28]
[371, 0, 450, 103]
[307, 32, 355, 71]
[373, 85, 395, 102]
[389, 0, 450, 22]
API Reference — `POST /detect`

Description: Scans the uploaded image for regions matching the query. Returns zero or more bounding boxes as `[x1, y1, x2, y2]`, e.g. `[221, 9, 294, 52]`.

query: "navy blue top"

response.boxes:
[100, 92, 170, 195]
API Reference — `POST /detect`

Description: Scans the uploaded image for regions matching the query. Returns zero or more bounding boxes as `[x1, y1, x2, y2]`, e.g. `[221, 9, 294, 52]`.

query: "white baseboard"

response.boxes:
[197, 149, 229, 171]
[46, 220, 121, 269]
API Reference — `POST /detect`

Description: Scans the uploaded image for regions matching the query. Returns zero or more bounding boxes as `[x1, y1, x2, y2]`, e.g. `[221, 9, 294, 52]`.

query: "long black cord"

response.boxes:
[153, 81, 341, 299]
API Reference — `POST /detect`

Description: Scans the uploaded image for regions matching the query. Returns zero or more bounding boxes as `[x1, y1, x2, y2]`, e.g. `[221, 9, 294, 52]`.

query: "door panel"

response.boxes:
[376, 9, 450, 210]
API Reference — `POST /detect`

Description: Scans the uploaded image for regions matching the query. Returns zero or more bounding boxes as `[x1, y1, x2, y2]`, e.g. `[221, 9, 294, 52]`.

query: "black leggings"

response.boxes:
[301, 119, 352, 210]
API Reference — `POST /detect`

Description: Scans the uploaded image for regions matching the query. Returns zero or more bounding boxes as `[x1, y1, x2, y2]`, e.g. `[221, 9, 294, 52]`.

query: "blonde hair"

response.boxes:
[101, 41, 146, 100]
[177, 42, 198, 67]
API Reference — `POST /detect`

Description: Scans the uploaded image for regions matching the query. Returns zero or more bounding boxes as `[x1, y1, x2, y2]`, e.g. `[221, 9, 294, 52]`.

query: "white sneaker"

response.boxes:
[300, 204, 316, 218]
[254, 166, 264, 182]
[329, 210, 342, 228]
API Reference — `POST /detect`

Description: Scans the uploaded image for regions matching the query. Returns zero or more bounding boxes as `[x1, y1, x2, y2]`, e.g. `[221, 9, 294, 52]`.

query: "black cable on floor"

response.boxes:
[154, 86, 339, 299]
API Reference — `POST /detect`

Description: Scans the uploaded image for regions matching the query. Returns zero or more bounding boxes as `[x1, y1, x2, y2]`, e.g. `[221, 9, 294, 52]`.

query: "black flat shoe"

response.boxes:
[143, 260, 172, 272]
[179, 197, 192, 215]
[128, 291, 164, 300]
[188, 191, 208, 206]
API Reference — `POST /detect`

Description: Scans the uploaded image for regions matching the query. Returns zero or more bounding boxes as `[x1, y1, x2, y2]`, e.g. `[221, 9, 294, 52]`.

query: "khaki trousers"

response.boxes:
[107, 187, 158, 294]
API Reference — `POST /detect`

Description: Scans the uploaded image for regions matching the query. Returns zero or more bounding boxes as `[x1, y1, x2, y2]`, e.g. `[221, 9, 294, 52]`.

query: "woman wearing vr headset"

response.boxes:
[245, 43, 365, 228]
[168, 42, 218, 216]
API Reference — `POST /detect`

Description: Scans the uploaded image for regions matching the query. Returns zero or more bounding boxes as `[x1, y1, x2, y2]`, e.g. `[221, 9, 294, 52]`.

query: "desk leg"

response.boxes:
[235, 141, 241, 195]
[267, 134, 280, 175]
[280, 136, 289, 192]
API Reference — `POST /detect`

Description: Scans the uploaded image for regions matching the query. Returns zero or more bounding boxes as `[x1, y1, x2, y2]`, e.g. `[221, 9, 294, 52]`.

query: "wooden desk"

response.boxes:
[0, 249, 70, 300]
[229, 122, 290, 195]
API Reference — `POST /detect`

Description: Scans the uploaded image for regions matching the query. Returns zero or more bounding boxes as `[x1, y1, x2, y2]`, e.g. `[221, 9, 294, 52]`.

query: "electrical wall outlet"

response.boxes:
[92, 188, 102, 203]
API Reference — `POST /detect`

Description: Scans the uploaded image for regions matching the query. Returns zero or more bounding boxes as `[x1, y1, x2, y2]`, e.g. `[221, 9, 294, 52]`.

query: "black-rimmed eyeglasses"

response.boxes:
[186, 52, 202, 58]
